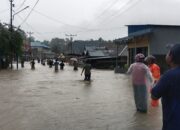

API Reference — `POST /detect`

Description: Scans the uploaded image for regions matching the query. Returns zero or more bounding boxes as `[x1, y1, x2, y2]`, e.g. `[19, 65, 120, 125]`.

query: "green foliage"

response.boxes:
[42, 40, 50, 46]
[124, 64, 129, 70]
[0, 24, 10, 55]
[12, 30, 23, 56]
[0, 23, 24, 57]
[50, 38, 65, 54]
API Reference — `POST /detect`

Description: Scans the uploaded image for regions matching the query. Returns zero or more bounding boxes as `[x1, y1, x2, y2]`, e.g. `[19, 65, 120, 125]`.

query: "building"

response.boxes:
[70, 40, 103, 55]
[31, 41, 54, 59]
[22, 39, 31, 61]
[115, 24, 180, 72]
[84, 46, 110, 57]
[82, 46, 127, 69]
[67, 40, 127, 69]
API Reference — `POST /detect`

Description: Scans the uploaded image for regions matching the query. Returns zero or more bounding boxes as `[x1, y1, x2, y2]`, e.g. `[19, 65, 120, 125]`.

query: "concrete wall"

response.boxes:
[148, 26, 180, 73]
[150, 26, 180, 55]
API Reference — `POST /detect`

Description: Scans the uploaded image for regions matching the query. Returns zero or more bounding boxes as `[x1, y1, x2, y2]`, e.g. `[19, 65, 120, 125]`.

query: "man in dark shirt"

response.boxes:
[151, 44, 180, 130]
[81, 60, 92, 81]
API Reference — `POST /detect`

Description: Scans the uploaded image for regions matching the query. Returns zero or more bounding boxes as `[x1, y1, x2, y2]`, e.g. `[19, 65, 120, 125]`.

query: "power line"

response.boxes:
[109, 0, 142, 20]
[98, 0, 142, 26]
[27, 31, 33, 37]
[14, 0, 136, 40]
[28, 8, 90, 30]
[16, 0, 27, 12]
[75, 0, 132, 34]
[75, 0, 141, 35]
[76, 26, 126, 34]
[65, 34, 77, 54]
[19, 0, 40, 27]
[17, 1, 128, 37]
[16, 14, 46, 40]
[73, 0, 129, 34]
[16, 13, 72, 40]
[95, 0, 120, 19]
[96, 0, 132, 25]
[83, 0, 120, 29]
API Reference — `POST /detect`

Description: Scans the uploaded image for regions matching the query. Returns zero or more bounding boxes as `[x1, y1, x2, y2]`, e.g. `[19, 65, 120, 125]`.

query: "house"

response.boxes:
[70, 40, 103, 55]
[68, 40, 127, 69]
[82, 46, 127, 69]
[84, 46, 109, 57]
[22, 39, 31, 61]
[31, 41, 54, 59]
[115, 24, 180, 72]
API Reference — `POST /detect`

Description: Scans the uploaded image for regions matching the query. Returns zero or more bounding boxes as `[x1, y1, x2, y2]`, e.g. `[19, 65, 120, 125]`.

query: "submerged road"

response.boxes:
[0, 62, 162, 130]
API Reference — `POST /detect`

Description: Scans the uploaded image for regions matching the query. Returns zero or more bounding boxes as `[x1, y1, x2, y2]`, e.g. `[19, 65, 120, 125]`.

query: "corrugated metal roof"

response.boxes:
[129, 28, 153, 37]
[114, 28, 153, 44]
[88, 50, 107, 57]
[126, 24, 180, 27]
[85, 46, 109, 57]
[31, 41, 50, 49]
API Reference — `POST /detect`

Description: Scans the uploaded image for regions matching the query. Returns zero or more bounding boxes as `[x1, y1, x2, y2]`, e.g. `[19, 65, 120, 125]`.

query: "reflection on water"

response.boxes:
[0, 62, 162, 130]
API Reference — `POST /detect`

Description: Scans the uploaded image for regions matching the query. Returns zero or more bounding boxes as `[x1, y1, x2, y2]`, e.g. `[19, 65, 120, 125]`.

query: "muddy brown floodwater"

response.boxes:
[0, 62, 162, 130]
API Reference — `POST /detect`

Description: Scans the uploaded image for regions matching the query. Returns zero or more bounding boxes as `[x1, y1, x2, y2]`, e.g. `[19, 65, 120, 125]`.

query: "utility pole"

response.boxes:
[27, 31, 34, 44]
[10, 0, 19, 70]
[27, 31, 34, 43]
[10, 0, 14, 69]
[9, 1, 29, 69]
[65, 34, 77, 54]
[27, 32, 33, 37]
[27, 32, 33, 58]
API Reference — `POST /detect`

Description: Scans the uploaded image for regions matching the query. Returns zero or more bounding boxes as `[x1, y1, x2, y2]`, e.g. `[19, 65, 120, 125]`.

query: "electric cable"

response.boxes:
[77, 0, 132, 34]
[83, 0, 120, 30]
[98, 0, 142, 26]
[19, 0, 40, 27]
[24, 1, 127, 35]
[95, 0, 120, 19]
[16, 14, 46, 40]
[28, 8, 90, 30]
[96, 0, 132, 25]
[16, 0, 27, 12]
[15, 0, 131, 40]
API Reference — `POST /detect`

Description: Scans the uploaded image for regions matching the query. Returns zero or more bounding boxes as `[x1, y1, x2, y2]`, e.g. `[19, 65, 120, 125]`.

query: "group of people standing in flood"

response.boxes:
[127, 44, 180, 130]
[29, 58, 92, 81]
[53, 59, 65, 71]
[127, 53, 156, 113]
[14, 44, 180, 130]
[30, 58, 65, 71]
[127, 53, 161, 113]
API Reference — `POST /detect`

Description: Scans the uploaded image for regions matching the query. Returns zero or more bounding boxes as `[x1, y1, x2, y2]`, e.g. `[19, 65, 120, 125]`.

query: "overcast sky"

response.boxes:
[1, 0, 180, 41]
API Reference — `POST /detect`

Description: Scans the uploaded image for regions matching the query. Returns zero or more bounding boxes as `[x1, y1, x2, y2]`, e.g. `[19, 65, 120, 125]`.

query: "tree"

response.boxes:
[42, 40, 50, 46]
[0, 23, 10, 56]
[50, 38, 65, 54]
[90, 39, 94, 41]
[0, 22, 24, 68]
[98, 37, 104, 42]
[12, 29, 23, 56]
[27, 36, 35, 43]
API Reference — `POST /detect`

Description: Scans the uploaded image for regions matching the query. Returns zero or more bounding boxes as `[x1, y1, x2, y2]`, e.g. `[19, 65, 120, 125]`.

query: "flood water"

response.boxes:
[0, 62, 162, 130]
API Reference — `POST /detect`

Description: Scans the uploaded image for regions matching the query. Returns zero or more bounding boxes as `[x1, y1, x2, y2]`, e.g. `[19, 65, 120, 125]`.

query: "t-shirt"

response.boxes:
[60, 62, 64, 67]
[83, 64, 91, 75]
[54, 61, 59, 70]
[149, 63, 160, 81]
[151, 67, 180, 130]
